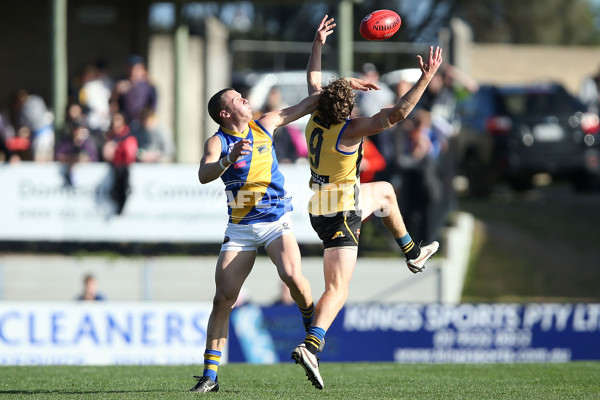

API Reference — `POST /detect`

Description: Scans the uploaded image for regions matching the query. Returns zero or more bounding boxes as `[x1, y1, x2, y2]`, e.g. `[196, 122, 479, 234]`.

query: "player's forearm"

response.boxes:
[278, 91, 320, 127]
[387, 76, 431, 124]
[307, 41, 323, 92]
[198, 156, 233, 184]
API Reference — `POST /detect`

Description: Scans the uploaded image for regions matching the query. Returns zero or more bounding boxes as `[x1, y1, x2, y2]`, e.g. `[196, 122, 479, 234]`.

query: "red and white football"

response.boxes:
[359, 10, 402, 41]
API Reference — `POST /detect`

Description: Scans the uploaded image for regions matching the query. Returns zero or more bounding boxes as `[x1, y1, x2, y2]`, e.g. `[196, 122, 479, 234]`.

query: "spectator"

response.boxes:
[62, 103, 88, 133]
[357, 63, 396, 116]
[418, 72, 445, 113]
[0, 112, 20, 163]
[12, 89, 55, 161]
[78, 61, 113, 138]
[130, 108, 174, 162]
[112, 55, 157, 124]
[421, 64, 478, 135]
[103, 112, 138, 214]
[76, 274, 106, 301]
[398, 110, 444, 243]
[55, 122, 99, 164]
[359, 137, 386, 183]
[357, 63, 397, 181]
[103, 112, 136, 163]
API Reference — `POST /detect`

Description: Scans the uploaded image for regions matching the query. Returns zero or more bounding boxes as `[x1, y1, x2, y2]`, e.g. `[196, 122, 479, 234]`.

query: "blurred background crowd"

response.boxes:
[0, 55, 174, 165]
[1, 0, 600, 267]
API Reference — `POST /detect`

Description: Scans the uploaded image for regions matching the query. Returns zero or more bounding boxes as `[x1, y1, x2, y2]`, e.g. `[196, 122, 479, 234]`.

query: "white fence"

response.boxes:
[0, 162, 319, 243]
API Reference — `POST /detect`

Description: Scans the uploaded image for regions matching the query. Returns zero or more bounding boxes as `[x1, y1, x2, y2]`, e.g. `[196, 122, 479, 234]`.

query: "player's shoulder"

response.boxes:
[206, 132, 222, 143]
[204, 132, 224, 151]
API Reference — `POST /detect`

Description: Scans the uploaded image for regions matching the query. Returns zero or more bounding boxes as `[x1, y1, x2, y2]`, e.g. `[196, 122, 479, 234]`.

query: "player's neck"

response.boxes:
[223, 121, 249, 135]
[221, 123, 250, 136]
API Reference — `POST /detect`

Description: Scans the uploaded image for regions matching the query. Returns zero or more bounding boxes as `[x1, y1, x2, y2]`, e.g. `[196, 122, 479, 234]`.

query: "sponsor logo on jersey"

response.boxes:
[256, 142, 270, 154]
[310, 171, 330, 185]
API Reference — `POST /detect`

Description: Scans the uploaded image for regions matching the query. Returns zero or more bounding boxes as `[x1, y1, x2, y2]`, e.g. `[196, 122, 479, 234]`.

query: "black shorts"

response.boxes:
[310, 210, 362, 249]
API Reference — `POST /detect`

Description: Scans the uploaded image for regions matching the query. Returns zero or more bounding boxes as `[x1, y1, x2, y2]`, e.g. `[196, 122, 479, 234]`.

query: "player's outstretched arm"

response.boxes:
[257, 91, 321, 134]
[343, 46, 443, 140]
[307, 15, 335, 95]
[386, 45, 444, 123]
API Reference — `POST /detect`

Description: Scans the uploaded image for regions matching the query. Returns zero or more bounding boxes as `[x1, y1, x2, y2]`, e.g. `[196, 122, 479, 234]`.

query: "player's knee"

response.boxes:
[380, 181, 396, 202]
[282, 274, 307, 293]
[213, 290, 237, 309]
[326, 284, 349, 304]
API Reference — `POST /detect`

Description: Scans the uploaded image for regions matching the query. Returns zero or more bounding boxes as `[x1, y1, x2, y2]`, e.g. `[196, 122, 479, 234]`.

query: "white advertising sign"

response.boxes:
[0, 302, 214, 365]
[0, 163, 319, 243]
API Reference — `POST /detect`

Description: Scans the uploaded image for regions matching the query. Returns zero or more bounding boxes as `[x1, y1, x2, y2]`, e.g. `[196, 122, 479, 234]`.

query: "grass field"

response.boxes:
[459, 184, 600, 302]
[1, 362, 599, 399]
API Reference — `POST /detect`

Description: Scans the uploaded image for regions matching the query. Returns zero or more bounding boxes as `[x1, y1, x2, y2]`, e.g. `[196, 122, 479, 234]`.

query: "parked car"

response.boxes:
[455, 82, 600, 195]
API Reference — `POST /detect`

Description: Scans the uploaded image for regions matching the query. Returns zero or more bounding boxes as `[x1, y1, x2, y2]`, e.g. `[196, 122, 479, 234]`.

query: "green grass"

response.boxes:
[459, 184, 600, 302]
[1, 363, 599, 399]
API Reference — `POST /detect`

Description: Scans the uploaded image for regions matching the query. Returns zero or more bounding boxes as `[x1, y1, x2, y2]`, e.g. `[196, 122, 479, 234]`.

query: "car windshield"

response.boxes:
[500, 88, 581, 116]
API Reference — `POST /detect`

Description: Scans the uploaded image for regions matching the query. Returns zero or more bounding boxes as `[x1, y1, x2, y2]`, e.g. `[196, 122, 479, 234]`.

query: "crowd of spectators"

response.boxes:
[3, 55, 598, 224]
[351, 62, 478, 243]
[0, 55, 174, 166]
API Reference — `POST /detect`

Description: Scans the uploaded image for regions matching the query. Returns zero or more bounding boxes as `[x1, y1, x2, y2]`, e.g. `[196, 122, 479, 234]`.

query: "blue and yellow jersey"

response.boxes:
[215, 120, 292, 224]
[305, 112, 363, 215]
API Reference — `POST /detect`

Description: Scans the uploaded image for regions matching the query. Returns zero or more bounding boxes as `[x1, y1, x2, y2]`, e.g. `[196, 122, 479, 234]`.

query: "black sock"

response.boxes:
[396, 235, 421, 260]
[406, 245, 420, 261]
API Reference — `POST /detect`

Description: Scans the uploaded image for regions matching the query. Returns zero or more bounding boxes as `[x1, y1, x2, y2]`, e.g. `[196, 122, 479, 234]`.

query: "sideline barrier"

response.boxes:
[2, 302, 596, 365]
[0, 302, 213, 365]
[0, 162, 319, 243]
[229, 303, 599, 363]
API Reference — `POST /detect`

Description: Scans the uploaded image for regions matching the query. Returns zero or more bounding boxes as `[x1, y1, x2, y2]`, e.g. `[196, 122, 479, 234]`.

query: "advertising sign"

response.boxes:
[0, 302, 213, 365]
[228, 303, 600, 363]
[4, 302, 595, 366]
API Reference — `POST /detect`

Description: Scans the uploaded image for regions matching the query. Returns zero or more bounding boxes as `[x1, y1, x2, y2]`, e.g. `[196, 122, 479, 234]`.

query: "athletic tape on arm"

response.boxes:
[379, 109, 392, 130]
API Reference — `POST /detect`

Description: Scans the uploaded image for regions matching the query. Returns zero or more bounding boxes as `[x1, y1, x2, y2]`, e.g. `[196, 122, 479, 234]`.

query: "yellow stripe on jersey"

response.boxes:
[230, 122, 273, 223]
[305, 112, 363, 215]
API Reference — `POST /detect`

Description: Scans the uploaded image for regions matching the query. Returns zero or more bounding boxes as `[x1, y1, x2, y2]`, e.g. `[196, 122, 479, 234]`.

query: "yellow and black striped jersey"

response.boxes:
[305, 112, 363, 215]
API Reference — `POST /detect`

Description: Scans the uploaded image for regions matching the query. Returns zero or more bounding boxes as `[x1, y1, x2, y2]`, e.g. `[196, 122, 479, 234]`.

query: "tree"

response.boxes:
[455, 0, 598, 45]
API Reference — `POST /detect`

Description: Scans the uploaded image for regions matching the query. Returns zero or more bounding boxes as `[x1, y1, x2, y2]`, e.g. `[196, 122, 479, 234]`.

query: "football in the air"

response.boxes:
[359, 10, 401, 41]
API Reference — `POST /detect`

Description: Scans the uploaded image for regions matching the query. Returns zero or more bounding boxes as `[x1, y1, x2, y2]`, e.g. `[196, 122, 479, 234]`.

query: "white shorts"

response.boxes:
[221, 212, 294, 252]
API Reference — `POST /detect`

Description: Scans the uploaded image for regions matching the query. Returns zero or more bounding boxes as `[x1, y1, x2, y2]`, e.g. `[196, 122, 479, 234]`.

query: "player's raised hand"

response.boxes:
[347, 77, 381, 92]
[417, 46, 443, 80]
[315, 15, 336, 45]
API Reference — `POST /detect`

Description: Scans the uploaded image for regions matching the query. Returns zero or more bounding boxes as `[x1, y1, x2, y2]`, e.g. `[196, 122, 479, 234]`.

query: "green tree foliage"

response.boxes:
[456, 0, 599, 44]
[181, 0, 600, 46]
